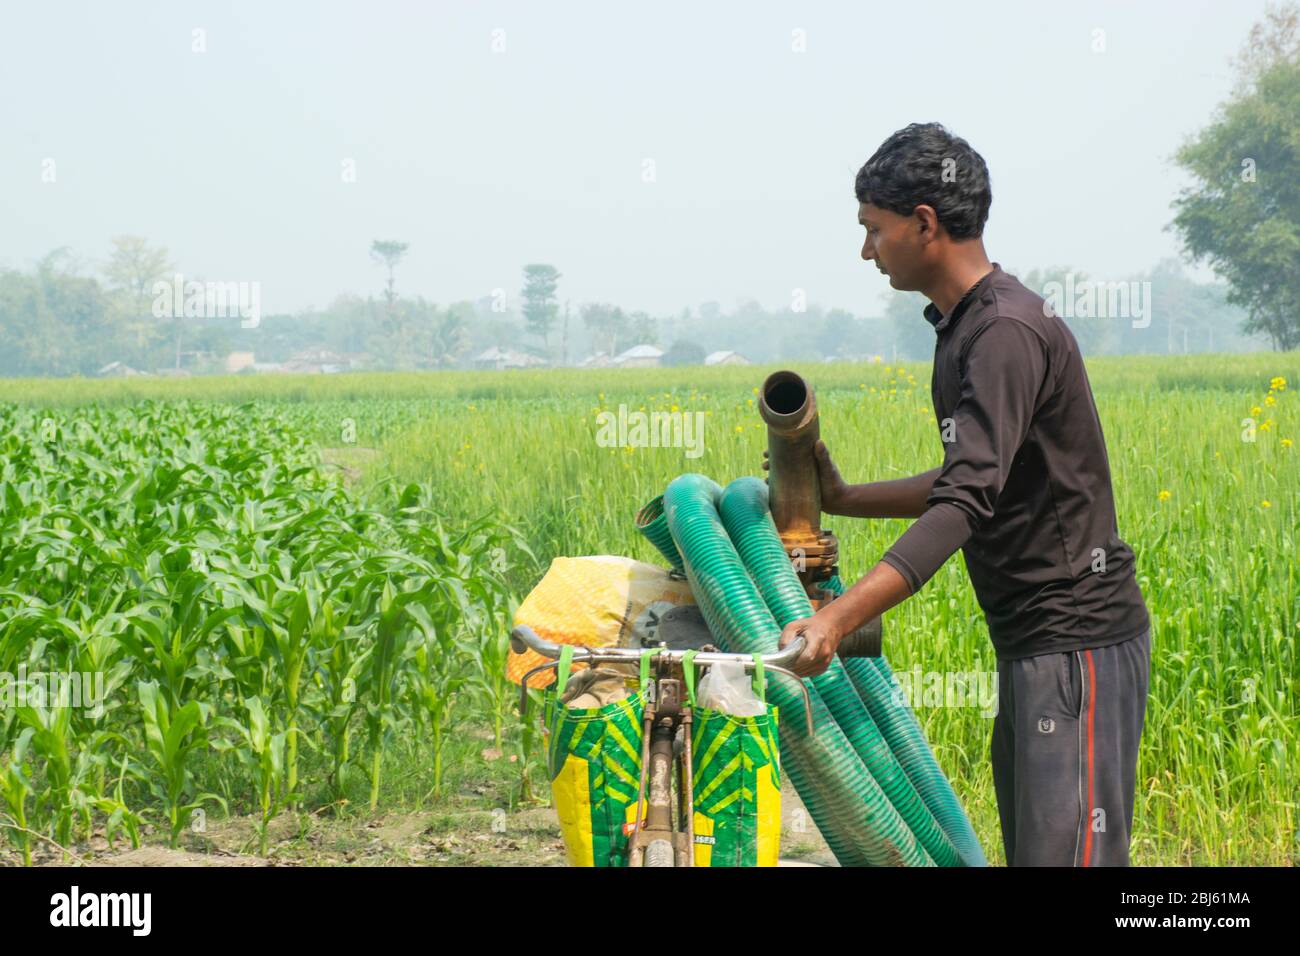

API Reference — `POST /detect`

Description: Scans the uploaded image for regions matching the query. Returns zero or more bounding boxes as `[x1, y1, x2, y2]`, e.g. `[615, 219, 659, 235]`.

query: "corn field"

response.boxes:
[0, 401, 530, 861]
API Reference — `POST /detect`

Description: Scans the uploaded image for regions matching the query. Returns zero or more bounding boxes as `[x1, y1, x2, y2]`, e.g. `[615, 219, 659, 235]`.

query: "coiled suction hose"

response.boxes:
[651, 475, 986, 867]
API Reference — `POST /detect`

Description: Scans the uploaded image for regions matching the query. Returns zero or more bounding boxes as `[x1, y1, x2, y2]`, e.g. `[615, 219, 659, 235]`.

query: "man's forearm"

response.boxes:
[829, 467, 941, 519]
[818, 560, 912, 639]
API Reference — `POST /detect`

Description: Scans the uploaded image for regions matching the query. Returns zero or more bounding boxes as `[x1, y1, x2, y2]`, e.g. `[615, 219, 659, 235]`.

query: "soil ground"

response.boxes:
[10, 777, 836, 867]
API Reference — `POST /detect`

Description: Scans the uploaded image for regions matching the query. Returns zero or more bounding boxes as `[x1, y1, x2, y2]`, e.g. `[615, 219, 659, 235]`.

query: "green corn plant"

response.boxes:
[0, 728, 36, 865]
[215, 697, 285, 855]
[407, 599, 474, 799]
[16, 698, 75, 853]
[115, 582, 242, 709]
[137, 680, 214, 847]
[94, 753, 143, 851]
[308, 588, 367, 802]
[264, 585, 314, 809]
[468, 591, 521, 752]
[396, 502, 531, 752]
[360, 580, 419, 811]
[515, 687, 547, 806]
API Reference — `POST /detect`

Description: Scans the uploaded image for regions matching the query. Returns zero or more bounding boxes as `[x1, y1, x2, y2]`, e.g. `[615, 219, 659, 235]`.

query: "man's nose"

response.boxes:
[862, 239, 875, 262]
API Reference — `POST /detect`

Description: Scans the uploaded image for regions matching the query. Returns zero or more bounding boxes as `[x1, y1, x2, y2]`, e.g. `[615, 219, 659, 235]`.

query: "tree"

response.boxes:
[104, 235, 173, 365]
[1170, 3, 1300, 350]
[433, 303, 472, 367]
[520, 264, 561, 348]
[581, 302, 627, 357]
[817, 308, 861, 358]
[1019, 266, 1114, 356]
[0, 250, 113, 377]
[1229, 1, 1298, 93]
[370, 240, 409, 306]
[663, 339, 706, 366]
[626, 311, 658, 348]
[882, 289, 935, 361]
[104, 236, 173, 310]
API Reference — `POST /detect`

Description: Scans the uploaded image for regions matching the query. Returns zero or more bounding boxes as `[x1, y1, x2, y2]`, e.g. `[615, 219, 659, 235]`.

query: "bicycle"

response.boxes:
[512, 624, 812, 867]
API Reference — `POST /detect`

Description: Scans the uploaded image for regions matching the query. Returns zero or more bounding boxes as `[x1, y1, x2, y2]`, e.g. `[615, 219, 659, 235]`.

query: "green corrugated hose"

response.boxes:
[826, 573, 988, 867]
[635, 493, 684, 572]
[718, 477, 963, 867]
[653, 474, 986, 867]
[663, 474, 930, 866]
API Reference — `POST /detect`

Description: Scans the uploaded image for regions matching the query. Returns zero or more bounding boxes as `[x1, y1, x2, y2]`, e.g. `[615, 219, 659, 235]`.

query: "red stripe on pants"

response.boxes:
[1082, 649, 1097, 867]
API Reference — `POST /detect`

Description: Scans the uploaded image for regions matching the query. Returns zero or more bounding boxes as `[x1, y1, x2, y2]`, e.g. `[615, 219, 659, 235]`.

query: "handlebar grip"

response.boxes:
[768, 635, 805, 668]
[511, 625, 558, 658]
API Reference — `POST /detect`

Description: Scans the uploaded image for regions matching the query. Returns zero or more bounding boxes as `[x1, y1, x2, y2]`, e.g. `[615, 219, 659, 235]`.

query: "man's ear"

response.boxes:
[913, 204, 941, 244]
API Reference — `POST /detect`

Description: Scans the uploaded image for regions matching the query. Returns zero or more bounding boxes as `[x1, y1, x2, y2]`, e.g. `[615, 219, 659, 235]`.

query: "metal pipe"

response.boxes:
[756, 371, 882, 651]
[758, 370, 824, 552]
[758, 370, 838, 601]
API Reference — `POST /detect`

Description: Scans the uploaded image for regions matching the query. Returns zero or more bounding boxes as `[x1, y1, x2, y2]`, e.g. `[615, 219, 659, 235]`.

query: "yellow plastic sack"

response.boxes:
[509, 556, 695, 688]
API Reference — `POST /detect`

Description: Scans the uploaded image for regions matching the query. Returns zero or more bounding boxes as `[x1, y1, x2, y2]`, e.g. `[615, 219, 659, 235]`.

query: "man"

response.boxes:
[778, 122, 1151, 867]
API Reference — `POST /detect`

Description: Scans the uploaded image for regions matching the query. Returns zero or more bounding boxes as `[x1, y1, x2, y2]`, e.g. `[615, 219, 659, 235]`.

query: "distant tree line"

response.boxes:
[0, 242, 1267, 379]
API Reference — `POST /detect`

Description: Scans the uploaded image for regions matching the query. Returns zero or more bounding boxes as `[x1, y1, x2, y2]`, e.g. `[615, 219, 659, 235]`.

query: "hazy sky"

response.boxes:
[0, 0, 1272, 317]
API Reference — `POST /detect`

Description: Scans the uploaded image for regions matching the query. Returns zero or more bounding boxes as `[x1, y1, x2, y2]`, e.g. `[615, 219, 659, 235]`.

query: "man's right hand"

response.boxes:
[761, 438, 849, 515]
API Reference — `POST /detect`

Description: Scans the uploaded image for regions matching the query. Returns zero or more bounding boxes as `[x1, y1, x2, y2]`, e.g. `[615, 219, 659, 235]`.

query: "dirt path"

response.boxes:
[13, 778, 836, 867]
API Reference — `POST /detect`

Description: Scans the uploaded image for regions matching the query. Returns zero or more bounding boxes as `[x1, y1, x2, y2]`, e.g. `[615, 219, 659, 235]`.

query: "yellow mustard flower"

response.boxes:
[1158, 490, 1172, 502]
[1282, 438, 1294, 448]
[1261, 500, 1272, 509]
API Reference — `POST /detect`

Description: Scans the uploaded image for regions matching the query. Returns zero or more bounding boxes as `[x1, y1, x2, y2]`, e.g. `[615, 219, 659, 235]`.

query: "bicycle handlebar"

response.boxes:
[511, 624, 815, 735]
[510, 624, 807, 670]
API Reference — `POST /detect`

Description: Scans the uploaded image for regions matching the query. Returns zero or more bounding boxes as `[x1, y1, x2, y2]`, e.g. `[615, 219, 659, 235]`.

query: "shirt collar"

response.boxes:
[923, 263, 1001, 333]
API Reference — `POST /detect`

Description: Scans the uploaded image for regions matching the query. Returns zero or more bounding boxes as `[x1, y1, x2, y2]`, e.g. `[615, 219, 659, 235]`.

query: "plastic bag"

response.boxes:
[696, 659, 766, 717]
[559, 667, 632, 709]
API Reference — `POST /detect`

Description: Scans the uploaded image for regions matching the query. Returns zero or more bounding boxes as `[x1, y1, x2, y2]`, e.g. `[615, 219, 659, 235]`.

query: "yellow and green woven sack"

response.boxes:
[683, 652, 782, 867]
[545, 646, 654, 867]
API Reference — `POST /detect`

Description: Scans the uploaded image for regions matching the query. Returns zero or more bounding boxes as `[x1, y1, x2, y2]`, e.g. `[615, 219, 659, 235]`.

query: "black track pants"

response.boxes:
[990, 629, 1151, 866]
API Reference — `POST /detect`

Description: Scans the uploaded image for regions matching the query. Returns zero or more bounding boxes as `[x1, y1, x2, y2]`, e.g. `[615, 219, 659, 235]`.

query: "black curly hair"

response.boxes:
[855, 123, 992, 240]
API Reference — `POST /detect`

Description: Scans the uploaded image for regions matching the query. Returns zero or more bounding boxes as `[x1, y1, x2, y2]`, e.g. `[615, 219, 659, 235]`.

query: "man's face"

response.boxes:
[859, 201, 926, 291]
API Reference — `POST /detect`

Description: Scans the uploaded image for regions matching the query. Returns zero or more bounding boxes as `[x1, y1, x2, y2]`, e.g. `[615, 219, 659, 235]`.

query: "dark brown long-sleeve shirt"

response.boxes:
[880, 264, 1149, 660]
